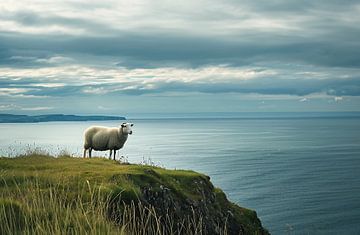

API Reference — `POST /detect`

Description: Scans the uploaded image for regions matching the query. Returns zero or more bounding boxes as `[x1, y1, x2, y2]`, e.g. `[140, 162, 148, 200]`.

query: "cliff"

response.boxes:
[0, 154, 269, 234]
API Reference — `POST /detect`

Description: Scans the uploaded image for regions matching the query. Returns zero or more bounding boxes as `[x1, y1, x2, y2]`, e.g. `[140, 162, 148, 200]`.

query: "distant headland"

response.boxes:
[0, 114, 126, 123]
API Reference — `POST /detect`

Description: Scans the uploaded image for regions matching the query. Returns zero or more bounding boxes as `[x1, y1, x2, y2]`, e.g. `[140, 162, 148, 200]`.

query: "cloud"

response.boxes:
[334, 96, 343, 102]
[1, 31, 360, 69]
[97, 105, 112, 110]
[0, 103, 53, 111]
[34, 56, 74, 65]
[20, 106, 53, 111]
[1, 65, 360, 98]
[0, 8, 112, 35]
[0, 87, 44, 98]
[0, 104, 20, 110]
[82, 87, 109, 95]
[0, 0, 360, 69]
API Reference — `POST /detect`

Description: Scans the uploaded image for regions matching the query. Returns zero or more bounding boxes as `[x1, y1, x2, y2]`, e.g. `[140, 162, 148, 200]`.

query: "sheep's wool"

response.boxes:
[83, 123, 132, 158]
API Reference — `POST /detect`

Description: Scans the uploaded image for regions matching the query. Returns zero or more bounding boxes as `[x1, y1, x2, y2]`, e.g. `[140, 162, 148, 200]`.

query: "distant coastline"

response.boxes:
[0, 114, 126, 123]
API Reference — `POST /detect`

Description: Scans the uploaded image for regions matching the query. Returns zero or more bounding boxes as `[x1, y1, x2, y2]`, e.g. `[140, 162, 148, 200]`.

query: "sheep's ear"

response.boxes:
[121, 123, 126, 127]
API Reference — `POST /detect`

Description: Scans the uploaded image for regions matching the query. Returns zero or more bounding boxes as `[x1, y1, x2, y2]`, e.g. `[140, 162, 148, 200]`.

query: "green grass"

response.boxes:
[0, 178, 122, 234]
[0, 154, 269, 234]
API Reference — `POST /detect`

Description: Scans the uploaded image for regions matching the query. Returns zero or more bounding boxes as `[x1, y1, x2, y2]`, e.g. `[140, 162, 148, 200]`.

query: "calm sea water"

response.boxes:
[1, 117, 360, 234]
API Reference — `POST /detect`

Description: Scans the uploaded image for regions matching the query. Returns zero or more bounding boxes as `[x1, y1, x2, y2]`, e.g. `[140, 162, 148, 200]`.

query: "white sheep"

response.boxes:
[83, 122, 133, 160]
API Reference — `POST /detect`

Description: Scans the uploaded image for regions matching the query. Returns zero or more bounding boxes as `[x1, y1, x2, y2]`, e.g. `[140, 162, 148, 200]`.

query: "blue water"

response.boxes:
[0, 117, 360, 234]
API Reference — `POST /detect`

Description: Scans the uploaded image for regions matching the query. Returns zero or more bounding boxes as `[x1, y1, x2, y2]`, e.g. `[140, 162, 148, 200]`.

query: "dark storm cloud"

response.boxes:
[1, 30, 360, 69]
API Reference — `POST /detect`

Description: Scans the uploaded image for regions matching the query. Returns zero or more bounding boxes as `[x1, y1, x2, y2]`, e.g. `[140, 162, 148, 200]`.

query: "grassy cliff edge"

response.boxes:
[0, 154, 269, 234]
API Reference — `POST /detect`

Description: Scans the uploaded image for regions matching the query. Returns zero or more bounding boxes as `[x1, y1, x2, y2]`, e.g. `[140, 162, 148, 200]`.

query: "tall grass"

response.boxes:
[0, 178, 121, 234]
[111, 201, 208, 235]
[0, 177, 221, 235]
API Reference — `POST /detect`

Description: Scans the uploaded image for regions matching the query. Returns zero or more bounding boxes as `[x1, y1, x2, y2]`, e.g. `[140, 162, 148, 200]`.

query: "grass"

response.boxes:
[0, 179, 120, 234]
[0, 177, 206, 235]
[0, 154, 268, 234]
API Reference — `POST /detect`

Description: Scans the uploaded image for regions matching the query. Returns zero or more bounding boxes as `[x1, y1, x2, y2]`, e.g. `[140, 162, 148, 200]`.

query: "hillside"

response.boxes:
[0, 114, 126, 123]
[0, 154, 269, 234]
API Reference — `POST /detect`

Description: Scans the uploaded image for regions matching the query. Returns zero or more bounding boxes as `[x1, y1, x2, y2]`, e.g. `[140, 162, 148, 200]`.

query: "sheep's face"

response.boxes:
[120, 123, 133, 135]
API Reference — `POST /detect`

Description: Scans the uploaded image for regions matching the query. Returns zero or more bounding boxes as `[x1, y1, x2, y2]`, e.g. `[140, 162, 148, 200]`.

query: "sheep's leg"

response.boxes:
[113, 150, 116, 161]
[109, 150, 112, 160]
[89, 148, 92, 158]
[83, 148, 87, 158]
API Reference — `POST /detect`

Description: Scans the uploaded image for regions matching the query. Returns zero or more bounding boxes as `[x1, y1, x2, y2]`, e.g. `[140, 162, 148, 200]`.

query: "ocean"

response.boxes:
[1, 116, 360, 234]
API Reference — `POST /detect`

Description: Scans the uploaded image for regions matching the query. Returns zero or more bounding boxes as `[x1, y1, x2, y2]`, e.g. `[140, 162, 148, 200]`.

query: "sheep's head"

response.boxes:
[120, 122, 133, 135]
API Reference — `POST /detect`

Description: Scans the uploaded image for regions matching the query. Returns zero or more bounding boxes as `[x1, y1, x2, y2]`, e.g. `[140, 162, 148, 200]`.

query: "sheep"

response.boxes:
[83, 122, 133, 160]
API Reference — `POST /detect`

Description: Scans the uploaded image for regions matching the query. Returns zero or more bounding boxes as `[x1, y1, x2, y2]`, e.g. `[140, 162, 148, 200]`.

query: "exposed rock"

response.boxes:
[110, 173, 269, 235]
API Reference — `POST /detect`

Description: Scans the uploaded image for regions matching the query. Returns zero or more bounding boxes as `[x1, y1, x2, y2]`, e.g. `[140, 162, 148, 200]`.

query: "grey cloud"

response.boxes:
[1, 0, 360, 69]
[1, 10, 113, 34]
[226, 0, 360, 14]
[1, 30, 360, 69]
[2, 75, 359, 97]
[113, 77, 360, 96]
[1, 0, 360, 106]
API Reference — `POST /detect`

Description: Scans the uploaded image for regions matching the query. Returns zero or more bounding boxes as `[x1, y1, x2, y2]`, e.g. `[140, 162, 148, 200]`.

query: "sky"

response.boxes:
[0, 0, 360, 117]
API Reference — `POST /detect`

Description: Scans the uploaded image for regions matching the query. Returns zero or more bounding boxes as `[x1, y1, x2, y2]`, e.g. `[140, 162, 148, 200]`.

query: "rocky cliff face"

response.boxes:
[109, 168, 269, 235]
